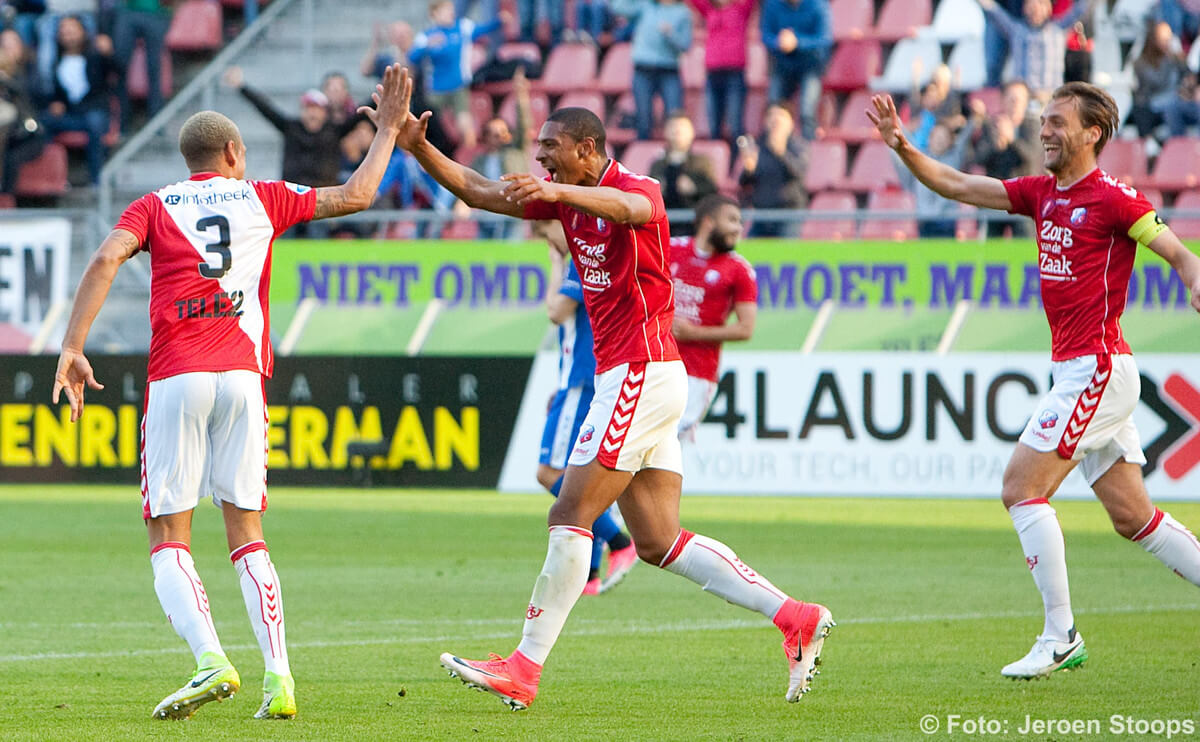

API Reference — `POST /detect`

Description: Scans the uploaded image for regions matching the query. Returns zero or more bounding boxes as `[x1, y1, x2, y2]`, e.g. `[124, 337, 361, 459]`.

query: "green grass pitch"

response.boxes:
[2, 486, 1198, 741]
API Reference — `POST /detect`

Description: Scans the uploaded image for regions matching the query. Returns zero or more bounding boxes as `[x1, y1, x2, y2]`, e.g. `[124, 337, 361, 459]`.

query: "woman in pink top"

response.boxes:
[688, 0, 755, 143]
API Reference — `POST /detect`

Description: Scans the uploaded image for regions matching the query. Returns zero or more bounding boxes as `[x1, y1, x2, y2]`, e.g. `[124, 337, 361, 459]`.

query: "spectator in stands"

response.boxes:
[1162, 61, 1200, 138]
[34, 0, 97, 98]
[687, 0, 754, 145]
[408, 0, 505, 150]
[2, 0, 45, 47]
[455, 0, 503, 52]
[518, 0, 564, 45]
[611, 0, 692, 141]
[0, 29, 44, 192]
[1158, 0, 1200, 41]
[761, 0, 832, 141]
[897, 101, 984, 238]
[650, 110, 718, 235]
[737, 101, 806, 237]
[40, 15, 113, 184]
[322, 71, 358, 127]
[112, 0, 169, 132]
[1063, 20, 1092, 83]
[1129, 21, 1185, 141]
[972, 112, 1029, 236]
[223, 65, 365, 233]
[570, 0, 610, 44]
[976, 0, 1094, 99]
[470, 66, 532, 238]
[908, 63, 961, 153]
[360, 19, 454, 155]
[984, 0, 1022, 88]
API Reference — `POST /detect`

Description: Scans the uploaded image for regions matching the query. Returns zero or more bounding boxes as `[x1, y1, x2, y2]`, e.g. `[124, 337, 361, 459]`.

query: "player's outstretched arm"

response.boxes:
[501, 175, 654, 225]
[395, 107, 525, 218]
[867, 94, 1013, 212]
[52, 228, 140, 422]
[1145, 228, 1200, 313]
[313, 64, 412, 220]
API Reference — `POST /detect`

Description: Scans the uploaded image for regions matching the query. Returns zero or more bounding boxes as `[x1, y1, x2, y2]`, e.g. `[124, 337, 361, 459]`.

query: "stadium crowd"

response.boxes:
[5, 0, 1200, 238]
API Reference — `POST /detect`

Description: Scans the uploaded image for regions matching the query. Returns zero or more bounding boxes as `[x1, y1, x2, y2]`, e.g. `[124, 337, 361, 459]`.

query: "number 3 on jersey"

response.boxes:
[196, 215, 232, 278]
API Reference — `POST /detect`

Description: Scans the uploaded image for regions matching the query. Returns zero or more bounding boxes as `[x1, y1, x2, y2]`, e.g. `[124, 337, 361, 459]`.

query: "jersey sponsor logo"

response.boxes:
[174, 290, 245, 320]
[1039, 252, 1074, 280]
[1039, 221, 1073, 249]
[1038, 410, 1058, 429]
[162, 188, 253, 206]
[1069, 207, 1087, 225]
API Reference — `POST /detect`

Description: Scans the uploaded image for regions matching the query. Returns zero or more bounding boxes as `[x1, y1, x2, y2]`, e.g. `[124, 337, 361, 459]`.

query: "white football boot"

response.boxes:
[1001, 628, 1087, 679]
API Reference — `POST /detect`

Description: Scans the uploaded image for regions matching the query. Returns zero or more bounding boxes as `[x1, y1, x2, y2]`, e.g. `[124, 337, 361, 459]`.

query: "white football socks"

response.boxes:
[515, 525, 592, 666]
[660, 530, 788, 619]
[1134, 509, 1200, 587]
[231, 541, 290, 676]
[151, 543, 225, 665]
[1009, 499, 1074, 641]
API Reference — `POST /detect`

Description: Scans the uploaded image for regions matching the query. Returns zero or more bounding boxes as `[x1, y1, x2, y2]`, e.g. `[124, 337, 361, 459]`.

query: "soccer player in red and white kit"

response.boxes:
[870, 82, 1200, 679]
[394, 106, 833, 709]
[51, 65, 416, 720]
[670, 194, 758, 440]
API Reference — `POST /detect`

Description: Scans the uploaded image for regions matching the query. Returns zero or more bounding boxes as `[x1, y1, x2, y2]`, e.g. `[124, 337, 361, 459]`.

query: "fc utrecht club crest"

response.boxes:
[1070, 207, 1087, 225]
[595, 217, 609, 234]
[1038, 410, 1058, 429]
[705, 268, 720, 284]
[578, 424, 594, 444]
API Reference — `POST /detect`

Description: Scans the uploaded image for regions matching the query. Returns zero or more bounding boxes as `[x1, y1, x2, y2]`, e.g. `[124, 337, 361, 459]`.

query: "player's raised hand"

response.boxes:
[501, 173, 561, 206]
[866, 94, 909, 151]
[52, 348, 103, 423]
[361, 63, 410, 133]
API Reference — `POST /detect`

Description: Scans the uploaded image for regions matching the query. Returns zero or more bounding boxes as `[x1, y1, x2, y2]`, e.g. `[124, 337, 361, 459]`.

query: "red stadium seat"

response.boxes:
[831, 0, 873, 40]
[680, 45, 706, 91]
[823, 40, 881, 92]
[824, 90, 877, 142]
[1146, 136, 1200, 193]
[1097, 138, 1147, 187]
[497, 90, 551, 138]
[596, 42, 633, 96]
[843, 140, 901, 192]
[743, 88, 767, 137]
[0, 322, 33, 352]
[537, 43, 598, 95]
[691, 138, 731, 188]
[606, 91, 638, 146]
[126, 42, 173, 101]
[869, 0, 931, 41]
[441, 220, 480, 240]
[15, 143, 69, 197]
[556, 90, 605, 118]
[801, 191, 856, 240]
[619, 140, 666, 176]
[0, 193, 14, 208]
[1168, 189, 1200, 239]
[804, 140, 848, 192]
[496, 42, 541, 66]
[165, 0, 222, 52]
[860, 189, 917, 240]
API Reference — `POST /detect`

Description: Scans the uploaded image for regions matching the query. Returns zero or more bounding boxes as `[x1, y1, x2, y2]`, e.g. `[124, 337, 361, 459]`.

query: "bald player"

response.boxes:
[51, 65, 415, 721]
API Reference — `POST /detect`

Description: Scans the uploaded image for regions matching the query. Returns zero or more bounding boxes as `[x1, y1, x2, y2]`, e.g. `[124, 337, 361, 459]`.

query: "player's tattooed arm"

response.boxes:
[313, 187, 354, 220]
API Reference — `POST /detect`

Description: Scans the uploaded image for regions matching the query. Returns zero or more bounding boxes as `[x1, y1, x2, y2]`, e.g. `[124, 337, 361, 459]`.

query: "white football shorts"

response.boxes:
[1018, 353, 1145, 484]
[678, 375, 718, 441]
[141, 369, 268, 519]
[568, 360, 687, 474]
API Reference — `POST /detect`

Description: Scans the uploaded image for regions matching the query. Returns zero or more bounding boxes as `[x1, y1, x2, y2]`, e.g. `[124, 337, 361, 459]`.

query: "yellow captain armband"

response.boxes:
[1129, 210, 1170, 246]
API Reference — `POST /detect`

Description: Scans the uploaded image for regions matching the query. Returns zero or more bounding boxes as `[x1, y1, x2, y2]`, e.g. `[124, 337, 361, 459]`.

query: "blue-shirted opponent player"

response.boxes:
[535, 220, 638, 595]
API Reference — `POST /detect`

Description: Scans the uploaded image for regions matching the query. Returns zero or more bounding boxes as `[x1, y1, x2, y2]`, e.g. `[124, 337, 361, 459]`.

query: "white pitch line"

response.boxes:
[2, 603, 1196, 664]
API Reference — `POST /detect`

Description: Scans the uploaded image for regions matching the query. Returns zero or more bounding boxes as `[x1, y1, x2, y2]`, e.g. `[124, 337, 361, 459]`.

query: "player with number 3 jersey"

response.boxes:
[52, 64, 417, 721]
[870, 81, 1200, 680]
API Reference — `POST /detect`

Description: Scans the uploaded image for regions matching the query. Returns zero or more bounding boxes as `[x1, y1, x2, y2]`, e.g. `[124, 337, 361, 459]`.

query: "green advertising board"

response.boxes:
[269, 239, 1200, 355]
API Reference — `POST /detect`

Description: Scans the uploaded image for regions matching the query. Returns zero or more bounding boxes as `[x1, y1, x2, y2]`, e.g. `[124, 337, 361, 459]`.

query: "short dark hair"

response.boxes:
[179, 110, 242, 169]
[695, 193, 739, 224]
[1052, 82, 1119, 156]
[546, 107, 606, 155]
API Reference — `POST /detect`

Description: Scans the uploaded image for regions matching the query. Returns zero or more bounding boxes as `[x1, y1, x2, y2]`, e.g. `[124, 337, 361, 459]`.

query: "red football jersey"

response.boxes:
[1003, 168, 1158, 361]
[669, 236, 758, 382]
[525, 160, 679, 373]
[115, 174, 315, 381]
